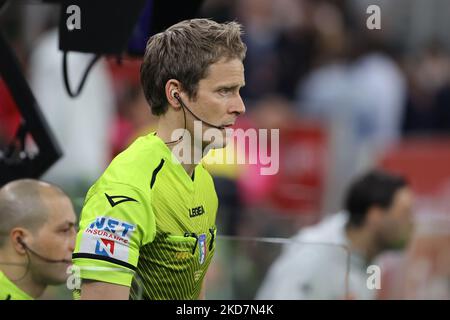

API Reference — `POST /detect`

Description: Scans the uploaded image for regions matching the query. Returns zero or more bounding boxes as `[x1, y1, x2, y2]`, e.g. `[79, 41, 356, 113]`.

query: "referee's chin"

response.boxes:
[34, 263, 71, 286]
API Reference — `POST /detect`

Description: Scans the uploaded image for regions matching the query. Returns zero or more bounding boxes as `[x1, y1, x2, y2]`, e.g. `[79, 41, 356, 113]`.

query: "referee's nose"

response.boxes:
[230, 93, 246, 116]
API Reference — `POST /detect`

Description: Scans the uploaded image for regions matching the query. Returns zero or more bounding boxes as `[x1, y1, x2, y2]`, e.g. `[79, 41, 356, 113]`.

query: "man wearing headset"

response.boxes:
[0, 179, 77, 300]
[72, 18, 246, 300]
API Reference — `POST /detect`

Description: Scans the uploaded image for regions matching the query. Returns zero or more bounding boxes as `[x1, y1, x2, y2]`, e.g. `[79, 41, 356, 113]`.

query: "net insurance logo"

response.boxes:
[80, 217, 136, 262]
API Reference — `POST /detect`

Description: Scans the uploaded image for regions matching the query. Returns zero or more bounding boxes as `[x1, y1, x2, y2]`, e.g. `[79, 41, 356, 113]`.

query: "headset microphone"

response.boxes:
[18, 238, 71, 264]
[160, 91, 227, 145]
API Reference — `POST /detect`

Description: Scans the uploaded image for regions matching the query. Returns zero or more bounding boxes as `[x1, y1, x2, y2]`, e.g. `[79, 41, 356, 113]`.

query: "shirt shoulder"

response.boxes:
[100, 133, 169, 193]
[0, 271, 33, 300]
[195, 163, 217, 192]
[195, 164, 218, 203]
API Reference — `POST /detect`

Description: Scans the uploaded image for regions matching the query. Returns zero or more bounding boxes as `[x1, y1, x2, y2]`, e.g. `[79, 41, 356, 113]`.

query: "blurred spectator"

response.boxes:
[296, 30, 407, 212]
[257, 170, 414, 299]
[266, 0, 323, 99]
[236, 0, 281, 101]
[298, 33, 406, 148]
[402, 43, 450, 135]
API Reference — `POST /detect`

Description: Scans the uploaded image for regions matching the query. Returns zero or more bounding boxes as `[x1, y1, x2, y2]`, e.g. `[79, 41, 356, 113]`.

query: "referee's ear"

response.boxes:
[10, 228, 28, 255]
[165, 79, 183, 110]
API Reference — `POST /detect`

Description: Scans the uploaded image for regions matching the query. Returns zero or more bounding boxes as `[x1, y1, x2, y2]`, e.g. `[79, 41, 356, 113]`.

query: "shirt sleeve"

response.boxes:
[72, 182, 155, 287]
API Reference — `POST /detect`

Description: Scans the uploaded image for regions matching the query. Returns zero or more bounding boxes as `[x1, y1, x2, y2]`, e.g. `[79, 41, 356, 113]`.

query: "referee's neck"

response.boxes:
[0, 251, 46, 299]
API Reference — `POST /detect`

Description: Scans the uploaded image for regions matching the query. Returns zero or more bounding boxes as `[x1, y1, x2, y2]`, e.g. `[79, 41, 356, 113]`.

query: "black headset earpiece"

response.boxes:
[17, 237, 26, 248]
[171, 91, 182, 107]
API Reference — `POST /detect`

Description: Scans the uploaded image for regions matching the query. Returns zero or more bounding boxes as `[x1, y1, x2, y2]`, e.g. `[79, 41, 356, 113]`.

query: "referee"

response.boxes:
[0, 179, 76, 300]
[72, 19, 247, 299]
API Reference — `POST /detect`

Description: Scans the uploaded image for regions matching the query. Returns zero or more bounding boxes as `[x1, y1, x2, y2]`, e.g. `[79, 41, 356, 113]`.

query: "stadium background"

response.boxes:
[0, 0, 449, 299]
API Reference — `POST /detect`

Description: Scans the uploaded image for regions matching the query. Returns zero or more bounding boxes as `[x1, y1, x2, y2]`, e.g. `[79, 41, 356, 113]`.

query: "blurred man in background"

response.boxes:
[257, 170, 414, 299]
[0, 179, 77, 300]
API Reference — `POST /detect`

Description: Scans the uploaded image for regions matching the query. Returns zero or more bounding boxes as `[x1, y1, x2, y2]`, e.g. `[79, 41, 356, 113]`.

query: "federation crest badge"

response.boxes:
[198, 234, 207, 265]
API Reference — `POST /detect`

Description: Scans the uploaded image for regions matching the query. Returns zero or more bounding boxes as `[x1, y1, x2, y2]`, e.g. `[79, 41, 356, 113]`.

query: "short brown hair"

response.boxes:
[140, 18, 247, 116]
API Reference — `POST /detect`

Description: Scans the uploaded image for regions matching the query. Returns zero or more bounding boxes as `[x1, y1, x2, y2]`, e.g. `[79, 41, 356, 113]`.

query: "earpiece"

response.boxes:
[17, 237, 25, 248]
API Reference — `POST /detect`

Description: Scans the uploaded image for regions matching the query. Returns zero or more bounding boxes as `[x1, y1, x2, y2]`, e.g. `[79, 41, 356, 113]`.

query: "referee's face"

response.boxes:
[29, 193, 77, 285]
[185, 57, 246, 149]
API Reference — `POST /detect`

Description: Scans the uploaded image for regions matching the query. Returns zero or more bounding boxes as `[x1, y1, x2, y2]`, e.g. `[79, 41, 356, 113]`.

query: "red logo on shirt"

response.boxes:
[95, 238, 115, 256]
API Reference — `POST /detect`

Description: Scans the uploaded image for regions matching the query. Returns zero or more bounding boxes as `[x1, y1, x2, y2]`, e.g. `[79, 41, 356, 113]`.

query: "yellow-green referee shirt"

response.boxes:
[0, 270, 33, 300]
[72, 132, 218, 299]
